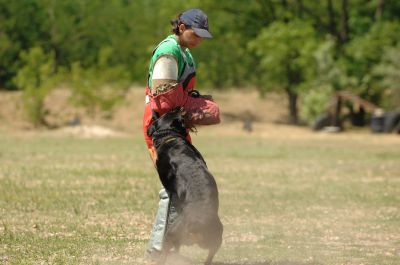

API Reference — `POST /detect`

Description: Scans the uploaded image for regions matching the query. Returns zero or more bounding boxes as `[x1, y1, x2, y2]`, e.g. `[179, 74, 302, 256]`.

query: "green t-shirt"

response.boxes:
[147, 35, 195, 89]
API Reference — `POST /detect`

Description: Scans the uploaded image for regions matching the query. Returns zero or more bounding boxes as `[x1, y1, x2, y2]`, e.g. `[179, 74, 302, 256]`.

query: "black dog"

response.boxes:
[147, 108, 223, 265]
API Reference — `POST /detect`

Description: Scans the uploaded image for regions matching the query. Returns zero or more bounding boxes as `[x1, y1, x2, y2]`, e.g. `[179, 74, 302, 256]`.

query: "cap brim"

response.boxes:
[193, 28, 212, 38]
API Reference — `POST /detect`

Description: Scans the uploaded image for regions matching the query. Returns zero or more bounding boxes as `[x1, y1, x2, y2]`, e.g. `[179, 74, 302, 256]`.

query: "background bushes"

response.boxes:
[0, 0, 399, 125]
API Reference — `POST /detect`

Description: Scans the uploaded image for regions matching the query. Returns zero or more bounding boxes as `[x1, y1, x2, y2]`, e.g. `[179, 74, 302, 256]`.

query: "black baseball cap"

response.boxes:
[180, 9, 212, 38]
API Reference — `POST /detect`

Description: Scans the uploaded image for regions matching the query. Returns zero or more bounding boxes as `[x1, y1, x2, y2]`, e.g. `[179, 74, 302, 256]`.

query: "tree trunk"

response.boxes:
[375, 0, 385, 20]
[287, 89, 299, 124]
[327, 0, 338, 38]
[340, 0, 349, 44]
[51, 46, 61, 73]
[332, 95, 342, 127]
[285, 62, 300, 124]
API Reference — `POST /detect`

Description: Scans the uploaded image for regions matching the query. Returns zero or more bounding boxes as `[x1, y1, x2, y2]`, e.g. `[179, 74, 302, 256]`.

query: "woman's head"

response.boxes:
[171, 9, 212, 49]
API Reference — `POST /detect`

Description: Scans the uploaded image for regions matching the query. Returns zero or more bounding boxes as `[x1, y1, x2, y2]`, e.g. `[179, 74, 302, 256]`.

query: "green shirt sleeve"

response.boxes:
[148, 36, 184, 89]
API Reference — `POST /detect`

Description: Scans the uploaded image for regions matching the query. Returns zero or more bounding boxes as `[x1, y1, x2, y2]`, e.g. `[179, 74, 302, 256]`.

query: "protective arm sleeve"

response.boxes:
[150, 56, 188, 115]
[184, 96, 220, 125]
[150, 56, 220, 125]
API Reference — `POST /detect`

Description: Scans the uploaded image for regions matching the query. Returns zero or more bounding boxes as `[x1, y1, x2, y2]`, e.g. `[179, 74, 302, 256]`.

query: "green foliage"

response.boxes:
[13, 47, 55, 126]
[0, 31, 13, 86]
[1, 0, 400, 123]
[372, 44, 400, 110]
[347, 22, 400, 65]
[313, 38, 343, 89]
[0, 0, 46, 88]
[248, 20, 318, 93]
[196, 31, 249, 89]
[248, 20, 319, 123]
[301, 38, 340, 123]
[69, 48, 130, 118]
[344, 21, 400, 99]
[300, 85, 333, 123]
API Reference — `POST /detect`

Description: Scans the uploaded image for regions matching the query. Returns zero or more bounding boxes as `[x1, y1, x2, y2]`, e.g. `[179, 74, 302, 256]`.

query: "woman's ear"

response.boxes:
[178, 23, 186, 34]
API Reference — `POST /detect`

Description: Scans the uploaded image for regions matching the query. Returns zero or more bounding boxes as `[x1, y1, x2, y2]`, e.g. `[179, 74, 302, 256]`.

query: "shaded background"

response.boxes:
[0, 0, 399, 129]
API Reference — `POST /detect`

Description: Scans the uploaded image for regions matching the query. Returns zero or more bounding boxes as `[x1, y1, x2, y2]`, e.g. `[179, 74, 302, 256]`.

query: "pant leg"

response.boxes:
[147, 188, 170, 253]
[147, 188, 181, 255]
[166, 192, 180, 232]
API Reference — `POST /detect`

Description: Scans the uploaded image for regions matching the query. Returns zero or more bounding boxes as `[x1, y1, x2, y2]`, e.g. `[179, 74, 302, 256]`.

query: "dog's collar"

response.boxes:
[152, 128, 187, 149]
[157, 136, 177, 150]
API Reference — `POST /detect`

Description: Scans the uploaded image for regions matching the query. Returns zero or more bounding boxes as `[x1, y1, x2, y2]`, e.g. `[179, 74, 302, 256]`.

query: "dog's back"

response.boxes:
[157, 138, 223, 264]
[148, 109, 223, 264]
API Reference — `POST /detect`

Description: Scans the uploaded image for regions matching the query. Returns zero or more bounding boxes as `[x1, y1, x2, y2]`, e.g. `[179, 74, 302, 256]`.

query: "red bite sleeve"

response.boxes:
[149, 83, 188, 116]
[184, 96, 220, 125]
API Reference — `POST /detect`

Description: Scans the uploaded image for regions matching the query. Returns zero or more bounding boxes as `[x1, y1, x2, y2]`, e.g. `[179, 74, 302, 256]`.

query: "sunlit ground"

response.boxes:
[0, 123, 399, 264]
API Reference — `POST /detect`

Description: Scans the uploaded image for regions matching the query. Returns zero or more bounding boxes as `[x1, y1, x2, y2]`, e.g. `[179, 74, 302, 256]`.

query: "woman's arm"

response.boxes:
[150, 55, 189, 115]
[150, 55, 220, 125]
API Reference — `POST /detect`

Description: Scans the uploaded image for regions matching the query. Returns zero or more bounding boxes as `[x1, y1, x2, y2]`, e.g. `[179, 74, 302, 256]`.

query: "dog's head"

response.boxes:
[147, 107, 187, 138]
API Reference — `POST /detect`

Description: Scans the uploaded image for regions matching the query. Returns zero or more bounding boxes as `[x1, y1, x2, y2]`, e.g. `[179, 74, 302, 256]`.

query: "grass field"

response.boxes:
[0, 124, 399, 265]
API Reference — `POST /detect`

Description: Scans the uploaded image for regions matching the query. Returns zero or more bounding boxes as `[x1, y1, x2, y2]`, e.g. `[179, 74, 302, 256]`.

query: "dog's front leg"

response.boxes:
[204, 249, 216, 265]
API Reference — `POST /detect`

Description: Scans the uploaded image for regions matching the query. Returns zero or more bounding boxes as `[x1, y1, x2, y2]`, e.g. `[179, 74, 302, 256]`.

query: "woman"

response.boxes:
[142, 8, 220, 262]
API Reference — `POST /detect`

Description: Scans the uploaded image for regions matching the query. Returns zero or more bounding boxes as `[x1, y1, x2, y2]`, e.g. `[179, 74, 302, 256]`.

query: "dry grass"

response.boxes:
[1, 123, 399, 264]
[0, 89, 399, 264]
[0, 87, 286, 132]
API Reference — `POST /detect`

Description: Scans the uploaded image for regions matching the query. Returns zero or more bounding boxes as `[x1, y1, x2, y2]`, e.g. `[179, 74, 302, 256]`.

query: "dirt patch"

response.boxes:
[213, 89, 287, 124]
[0, 87, 287, 135]
[0, 90, 29, 129]
[42, 88, 86, 128]
[0, 87, 141, 134]
[2, 87, 398, 142]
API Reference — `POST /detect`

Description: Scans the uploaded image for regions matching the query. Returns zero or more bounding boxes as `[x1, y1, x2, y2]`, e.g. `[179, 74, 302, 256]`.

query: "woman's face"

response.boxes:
[178, 24, 203, 49]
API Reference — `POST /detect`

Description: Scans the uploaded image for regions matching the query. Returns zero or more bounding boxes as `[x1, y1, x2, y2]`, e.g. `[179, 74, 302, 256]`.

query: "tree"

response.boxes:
[248, 20, 318, 124]
[344, 21, 400, 102]
[0, 0, 46, 88]
[300, 37, 344, 123]
[373, 44, 400, 110]
[13, 47, 55, 126]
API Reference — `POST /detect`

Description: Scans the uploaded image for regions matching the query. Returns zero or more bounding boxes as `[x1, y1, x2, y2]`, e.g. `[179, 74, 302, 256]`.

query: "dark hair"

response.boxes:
[171, 13, 188, 35]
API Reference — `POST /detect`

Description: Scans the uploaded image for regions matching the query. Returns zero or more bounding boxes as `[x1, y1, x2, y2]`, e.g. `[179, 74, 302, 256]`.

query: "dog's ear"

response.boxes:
[148, 111, 159, 137]
[147, 123, 156, 137]
[151, 110, 160, 120]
